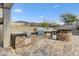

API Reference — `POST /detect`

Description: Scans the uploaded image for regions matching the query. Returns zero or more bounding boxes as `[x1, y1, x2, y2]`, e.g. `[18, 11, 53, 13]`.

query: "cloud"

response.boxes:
[12, 16, 19, 21]
[14, 9, 23, 13]
[76, 15, 79, 20]
[54, 20, 64, 25]
[57, 22, 64, 25]
[54, 5, 60, 8]
[40, 16, 45, 18]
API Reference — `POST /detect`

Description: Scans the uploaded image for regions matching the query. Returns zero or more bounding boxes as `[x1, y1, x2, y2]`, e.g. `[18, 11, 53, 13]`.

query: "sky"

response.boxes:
[11, 3, 79, 25]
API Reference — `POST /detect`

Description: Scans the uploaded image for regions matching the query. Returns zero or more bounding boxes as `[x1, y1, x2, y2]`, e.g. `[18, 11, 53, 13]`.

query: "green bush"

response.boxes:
[40, 22, 48, 28]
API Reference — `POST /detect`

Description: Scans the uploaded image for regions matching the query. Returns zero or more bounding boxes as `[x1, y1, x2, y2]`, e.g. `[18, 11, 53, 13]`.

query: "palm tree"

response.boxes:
[60, 13, 77, 25]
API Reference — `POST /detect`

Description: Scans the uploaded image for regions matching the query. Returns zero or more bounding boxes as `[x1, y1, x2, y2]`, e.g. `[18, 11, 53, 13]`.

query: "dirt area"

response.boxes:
[71, 35, 79, 56]
[0, 34, 79, 56]
[73, 35, 79, 48]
